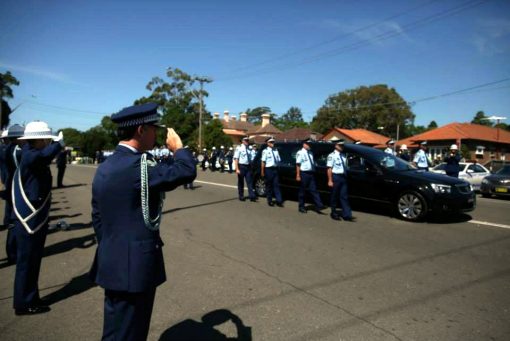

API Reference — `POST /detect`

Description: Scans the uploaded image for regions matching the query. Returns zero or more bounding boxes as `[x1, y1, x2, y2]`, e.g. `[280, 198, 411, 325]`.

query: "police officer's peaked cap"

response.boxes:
[302, 138, 313, 144]
[241, 136, 249, 141]
[387, 139, 395, 145]
[111, 102, 164, 128]
[7, 124, 25, 138]
[265, 136, 275, 143]
[335, 139, 345, 145]
[420, 141, 428, 145]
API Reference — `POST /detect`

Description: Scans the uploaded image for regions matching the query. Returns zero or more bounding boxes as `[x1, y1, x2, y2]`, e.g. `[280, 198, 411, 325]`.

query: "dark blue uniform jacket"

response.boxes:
[90, 145, 196, 293]
[444, 153, 461, 174]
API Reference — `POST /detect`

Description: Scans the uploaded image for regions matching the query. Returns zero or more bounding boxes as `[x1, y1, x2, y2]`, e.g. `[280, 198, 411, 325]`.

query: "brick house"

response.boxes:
[322, 127, 391, 147]
[397, 123, 510, 163]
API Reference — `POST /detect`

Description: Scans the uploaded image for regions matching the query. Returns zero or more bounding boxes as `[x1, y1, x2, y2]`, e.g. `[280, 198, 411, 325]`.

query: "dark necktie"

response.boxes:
[307, 151, 315, 172]
[271, 149, 279, 166]
[246, 146, 251, 163]
[339, 153, 346, 174]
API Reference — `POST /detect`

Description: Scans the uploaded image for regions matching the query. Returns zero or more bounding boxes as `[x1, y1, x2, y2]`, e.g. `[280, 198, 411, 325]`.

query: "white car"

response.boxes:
[431, 162, 490, 191]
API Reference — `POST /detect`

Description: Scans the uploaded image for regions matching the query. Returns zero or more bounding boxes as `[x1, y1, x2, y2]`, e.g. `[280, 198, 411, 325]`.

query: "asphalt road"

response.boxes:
[0, 165, 509, 341]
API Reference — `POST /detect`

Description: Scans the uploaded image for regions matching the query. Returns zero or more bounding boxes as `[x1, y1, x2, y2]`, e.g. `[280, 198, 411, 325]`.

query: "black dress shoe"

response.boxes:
[330, 213, 341, 220]
[239, 197, 246, 202]
[268, 202, 275, 207]
[250, 198, 257, 202]
[343, 217, 356, 222]
[315, 210, 326, 215]
[15, 305, 51, 315]
[316, 206, 326, 211]
[299, 207, 307, 213]
[276, 202, 284, 207]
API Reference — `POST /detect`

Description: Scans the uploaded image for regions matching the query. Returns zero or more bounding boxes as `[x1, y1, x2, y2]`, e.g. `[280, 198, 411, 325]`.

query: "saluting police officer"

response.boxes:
[327, 139, 355, 221]
[295, 140, 325, 213]
[89, 103, 196, 341]
[11, 121, 64, 315]
[261, 137, 283, 207]
[2, 124, 25, 264]
[384, 140, 396, 155]
[444, 144, 461, 178]
[234, 137, 256, 202]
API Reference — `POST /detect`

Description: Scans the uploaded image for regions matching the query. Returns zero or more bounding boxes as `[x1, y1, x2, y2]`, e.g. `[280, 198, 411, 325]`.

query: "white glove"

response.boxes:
[54, 131, 65, 147]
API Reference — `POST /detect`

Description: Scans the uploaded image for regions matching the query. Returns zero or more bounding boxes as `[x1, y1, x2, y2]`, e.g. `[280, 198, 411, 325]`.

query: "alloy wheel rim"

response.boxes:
[398, 193, 422, 219]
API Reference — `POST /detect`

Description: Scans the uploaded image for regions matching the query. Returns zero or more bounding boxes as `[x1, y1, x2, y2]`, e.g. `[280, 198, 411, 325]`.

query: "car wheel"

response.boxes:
[254, 176, 266, 197]
[396, 191, 428, 221]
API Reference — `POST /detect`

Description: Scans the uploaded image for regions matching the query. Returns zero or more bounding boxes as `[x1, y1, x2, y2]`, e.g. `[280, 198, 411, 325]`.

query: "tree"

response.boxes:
[60, 128, 83, 149]
[471, 111, 493, 126]
[0, 71, 20, 129]
[274, 106, 309, 131]
[428, 120, 438, 129]
[100, 115, 118, 149]
[202, 119, 231, 148]
[311, 84, 414, 137]
[135, 67, 212, 147]
[244, 106, 271, 124]
[82, 126, 111, 158]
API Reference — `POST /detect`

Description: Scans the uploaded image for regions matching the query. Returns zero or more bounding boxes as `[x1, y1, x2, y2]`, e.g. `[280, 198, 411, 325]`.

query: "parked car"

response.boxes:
[430, 162, 490, 191]
[251, 142, 476, 221]
[480, 165, 510, 198]
[484, 160, 508, 173]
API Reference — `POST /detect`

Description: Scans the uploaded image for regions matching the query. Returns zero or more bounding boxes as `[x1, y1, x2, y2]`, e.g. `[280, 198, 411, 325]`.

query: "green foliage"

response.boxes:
[428, 120, 438, 129]
[245, 106, 271, 124]
[135, 67, 212, 146]
[60, 128, 83, 149]
[0, 71, 20, 99]
[471, 111, 493, 126]
[460, 144, 471, 160]
[0, 71, 20, 129]
[311, 84, 415, 137]
[202, 119, 231, 148]
[273, 106, 309, 131]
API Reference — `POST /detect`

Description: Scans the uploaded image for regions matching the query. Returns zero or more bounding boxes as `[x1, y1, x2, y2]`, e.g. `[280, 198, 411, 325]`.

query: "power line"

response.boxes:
[216, 0, 489, 81]
[20, 99, 107, 115]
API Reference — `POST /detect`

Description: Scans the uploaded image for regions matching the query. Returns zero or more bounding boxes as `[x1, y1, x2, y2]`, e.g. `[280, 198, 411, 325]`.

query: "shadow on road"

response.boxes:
[43, 233, 96, 258]
[51, 183, 87, 190]
[49, 213, 83, 221]
[41, 272, 96, 306]
[162, 198, 238, 215]
[159, 309, 251, 341]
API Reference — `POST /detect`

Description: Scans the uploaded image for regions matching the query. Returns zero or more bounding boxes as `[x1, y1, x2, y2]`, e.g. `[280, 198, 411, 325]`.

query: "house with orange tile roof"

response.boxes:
[397, 122, 510, 163]
[213, 111, 282, 145]
[322, 127, 391, 147]
[276, 127, 323, 142]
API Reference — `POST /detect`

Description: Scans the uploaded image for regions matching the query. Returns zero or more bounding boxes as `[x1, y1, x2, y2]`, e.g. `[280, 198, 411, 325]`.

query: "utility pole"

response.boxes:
[193, 76, 212, 150]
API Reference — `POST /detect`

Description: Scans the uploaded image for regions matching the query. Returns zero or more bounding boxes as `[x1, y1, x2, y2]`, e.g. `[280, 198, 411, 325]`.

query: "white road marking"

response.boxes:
[468, 220, 510, 229]
[194, 180, 237, 189]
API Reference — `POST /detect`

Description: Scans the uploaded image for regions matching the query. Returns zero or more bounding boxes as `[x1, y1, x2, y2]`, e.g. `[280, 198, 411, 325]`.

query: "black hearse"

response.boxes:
[251, 142, 476, 221]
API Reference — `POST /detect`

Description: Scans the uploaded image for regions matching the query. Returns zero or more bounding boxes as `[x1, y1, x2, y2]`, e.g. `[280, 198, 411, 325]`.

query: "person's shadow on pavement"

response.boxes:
[41, 272, 97, 306]
[159, 309, 251, 341]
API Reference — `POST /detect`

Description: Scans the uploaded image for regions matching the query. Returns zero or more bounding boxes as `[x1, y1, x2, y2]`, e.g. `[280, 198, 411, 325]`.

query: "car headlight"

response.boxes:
[430, 183, 451, 194]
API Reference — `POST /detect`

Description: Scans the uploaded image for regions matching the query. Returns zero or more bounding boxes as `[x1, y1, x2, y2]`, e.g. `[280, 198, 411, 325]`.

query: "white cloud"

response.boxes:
[0, 61, 84, 86]
[472, 18, 510, 55]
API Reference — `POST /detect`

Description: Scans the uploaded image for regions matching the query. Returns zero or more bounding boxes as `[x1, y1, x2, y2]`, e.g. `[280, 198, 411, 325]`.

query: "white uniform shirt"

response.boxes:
[384, 147, 395, 155]
[261, 147, 281, 168]
[234, 144, 252, 165]
[296, 148, 315, 171]
[327, 150, 347, 174]
[413, 149, 429, 168]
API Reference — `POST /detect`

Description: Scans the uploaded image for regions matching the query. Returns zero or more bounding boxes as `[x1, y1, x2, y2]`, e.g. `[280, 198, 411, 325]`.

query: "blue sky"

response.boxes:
[1, 0, 510, 132]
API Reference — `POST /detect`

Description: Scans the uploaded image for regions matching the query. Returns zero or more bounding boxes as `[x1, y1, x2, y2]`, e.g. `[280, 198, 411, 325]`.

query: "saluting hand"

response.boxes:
[166, 128, 183, 152]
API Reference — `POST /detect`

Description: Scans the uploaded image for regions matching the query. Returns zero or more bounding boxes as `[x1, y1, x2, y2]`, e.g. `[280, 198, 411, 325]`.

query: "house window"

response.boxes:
[429, 146, 448, 161]
[475, 146, 485, 156]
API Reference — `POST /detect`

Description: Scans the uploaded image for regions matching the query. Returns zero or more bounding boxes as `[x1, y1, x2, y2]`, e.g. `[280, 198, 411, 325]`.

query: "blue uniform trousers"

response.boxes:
[264, 167, 282, 204]
[298, 172, 323, 209]
[237, 164, 255, 200]
[102, 288, 156, 341]
[330, 174, 352, 219]
[13, 224, 48, 309]
[4, 201, 17, 263]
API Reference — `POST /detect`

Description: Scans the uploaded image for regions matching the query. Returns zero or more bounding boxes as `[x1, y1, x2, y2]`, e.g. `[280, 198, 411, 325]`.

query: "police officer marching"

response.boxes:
[327, 139, 355, 221]
[413, 141, 431, 170]
[226, 147, 234, 173]
[1, 124, 25, 265]
[261, 137, 283, 207]
[444, 144, 461, 178]
[295, 140, 325, 214]
[11, 121, 64, 315]
[234, 136, 256, 202]
[89, 102, 196, 340]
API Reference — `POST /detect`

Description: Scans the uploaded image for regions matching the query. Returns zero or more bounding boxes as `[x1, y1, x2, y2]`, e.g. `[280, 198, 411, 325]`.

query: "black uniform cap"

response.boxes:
[111, 102, 164, 128]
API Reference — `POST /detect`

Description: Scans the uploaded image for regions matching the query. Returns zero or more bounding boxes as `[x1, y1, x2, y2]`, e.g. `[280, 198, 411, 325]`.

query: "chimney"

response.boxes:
[261, 113, 271, 128]
[213, 112, 220, 120]
[231, 116, 237, 121]
[240, 112, 247, 122]
[223, 110, 230, 122]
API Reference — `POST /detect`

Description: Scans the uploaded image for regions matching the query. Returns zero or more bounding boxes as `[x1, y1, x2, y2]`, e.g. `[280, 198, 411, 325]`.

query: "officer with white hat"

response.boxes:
[261, 137, 283, 207]
[210, 146, 218, 171]
[384, 140, 396, 155]
[234, 136, 256, 201]
[89, 102, 196, 340]
[398, 144, 410, 162]
[11, 121, 64, 315]
[1, 124, 25, 264]
[200, 147, 209, 171]
[295, 139, 325, 213]
[226, 147, 234, 173]
[444, 144, 461, 177]
[327, 139, 354, 221]
[413, 141, 431, 170]
[219, 145, 226, 173]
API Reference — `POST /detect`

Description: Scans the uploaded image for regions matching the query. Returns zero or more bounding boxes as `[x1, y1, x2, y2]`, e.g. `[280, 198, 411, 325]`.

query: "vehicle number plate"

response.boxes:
[495, 187, 508, 193]
[468, 198, 474, 203]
